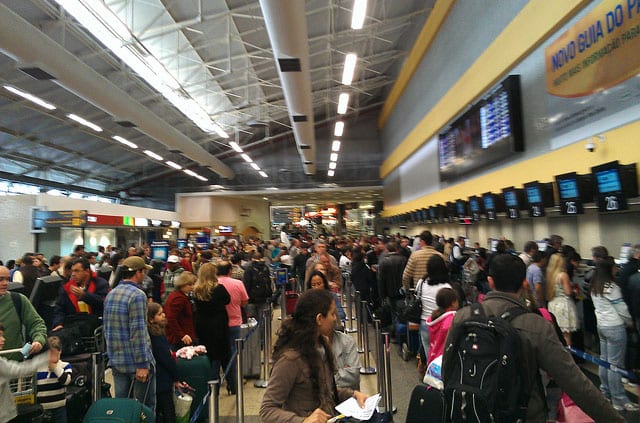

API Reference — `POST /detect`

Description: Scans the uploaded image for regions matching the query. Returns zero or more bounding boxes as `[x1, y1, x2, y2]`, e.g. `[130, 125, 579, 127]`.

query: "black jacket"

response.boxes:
[377, 252, 406, 300]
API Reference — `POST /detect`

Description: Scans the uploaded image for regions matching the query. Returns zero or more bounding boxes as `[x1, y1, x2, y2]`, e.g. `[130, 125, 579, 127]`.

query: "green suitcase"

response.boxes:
[82, 397, 154, 423]
[177, 355, 215, 421]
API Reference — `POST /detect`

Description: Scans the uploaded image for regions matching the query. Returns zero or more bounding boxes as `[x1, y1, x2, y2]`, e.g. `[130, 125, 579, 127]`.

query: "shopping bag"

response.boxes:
[174, 392, 193, 423]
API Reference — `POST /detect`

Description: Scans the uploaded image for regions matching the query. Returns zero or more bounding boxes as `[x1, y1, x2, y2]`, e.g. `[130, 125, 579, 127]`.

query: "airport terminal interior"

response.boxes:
[1, 0, 640, 422]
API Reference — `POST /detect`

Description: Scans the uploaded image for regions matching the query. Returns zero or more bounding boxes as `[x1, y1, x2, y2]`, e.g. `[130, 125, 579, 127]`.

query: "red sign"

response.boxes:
[87, 214, 124, 226]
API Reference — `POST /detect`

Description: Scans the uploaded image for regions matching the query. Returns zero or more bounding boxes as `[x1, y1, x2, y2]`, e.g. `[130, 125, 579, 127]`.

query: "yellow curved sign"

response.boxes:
[545, 0, 640, 97]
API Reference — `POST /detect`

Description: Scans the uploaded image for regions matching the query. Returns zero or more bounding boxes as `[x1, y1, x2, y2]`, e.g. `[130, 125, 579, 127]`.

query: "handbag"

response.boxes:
[401, 280, 423, 323]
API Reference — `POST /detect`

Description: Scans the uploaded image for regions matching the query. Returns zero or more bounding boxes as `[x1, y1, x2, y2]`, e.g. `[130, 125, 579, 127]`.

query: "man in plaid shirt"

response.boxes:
[104, 256, 156, 411]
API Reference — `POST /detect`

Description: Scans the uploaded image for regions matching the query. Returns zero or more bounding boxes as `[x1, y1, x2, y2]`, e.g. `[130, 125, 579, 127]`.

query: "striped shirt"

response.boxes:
[402, 247, 445, 290]
[104, 281, 155, 373]
[36, 360, 71, 410]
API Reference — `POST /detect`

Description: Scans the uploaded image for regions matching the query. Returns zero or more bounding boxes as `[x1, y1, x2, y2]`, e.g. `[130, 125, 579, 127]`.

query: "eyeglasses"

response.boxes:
[0, 276, 10, 281]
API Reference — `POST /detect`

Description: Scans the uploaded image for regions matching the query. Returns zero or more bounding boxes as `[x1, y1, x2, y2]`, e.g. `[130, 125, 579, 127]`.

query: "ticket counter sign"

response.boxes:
[33, 209, 87, 227]
[545, 0, 640, 97]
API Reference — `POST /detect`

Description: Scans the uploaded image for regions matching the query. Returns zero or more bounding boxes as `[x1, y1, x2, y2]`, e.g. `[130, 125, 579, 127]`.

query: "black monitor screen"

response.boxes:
[429, 207, 436, 221]
[504, 190, 518, 207]
[595, 168, 622, 193]
[558, 177, 579, 199]
[456, 200, 466, 216]
[483, 195, 495, 210]
[526, 185, 542, 204]
[469, 197, 480, 212]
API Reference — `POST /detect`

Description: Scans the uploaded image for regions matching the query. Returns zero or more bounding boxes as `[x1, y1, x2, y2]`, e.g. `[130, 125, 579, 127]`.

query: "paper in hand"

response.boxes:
[335, 393, 381, 421]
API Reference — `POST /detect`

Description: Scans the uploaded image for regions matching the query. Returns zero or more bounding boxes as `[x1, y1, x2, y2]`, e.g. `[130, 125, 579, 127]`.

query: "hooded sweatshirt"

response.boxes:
[426, 310, 456, 365]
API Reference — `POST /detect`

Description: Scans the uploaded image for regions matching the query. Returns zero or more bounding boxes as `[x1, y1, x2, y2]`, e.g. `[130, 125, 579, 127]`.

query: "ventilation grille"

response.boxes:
[292, 115, 308, 123]
[304, 161, 313, 165]
[299, 145, 311, 150]
[115, 120, 137, 128]
[18, 66, 56, 80]
[278, 58, 301, 72]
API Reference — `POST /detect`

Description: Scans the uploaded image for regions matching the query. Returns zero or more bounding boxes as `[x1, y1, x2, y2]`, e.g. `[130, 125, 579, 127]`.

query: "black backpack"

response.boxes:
[248, 265, 272, 302]
[442, 302, 531, 423]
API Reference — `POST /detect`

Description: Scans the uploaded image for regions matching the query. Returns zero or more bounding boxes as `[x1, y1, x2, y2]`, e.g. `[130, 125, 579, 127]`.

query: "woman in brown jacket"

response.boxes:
[260, 289, 368, 423]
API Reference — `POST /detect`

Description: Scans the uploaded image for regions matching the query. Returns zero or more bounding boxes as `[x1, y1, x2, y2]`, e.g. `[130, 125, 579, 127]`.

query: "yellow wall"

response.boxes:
[382, 120, 640, 216]
[380, 0, 590, 179]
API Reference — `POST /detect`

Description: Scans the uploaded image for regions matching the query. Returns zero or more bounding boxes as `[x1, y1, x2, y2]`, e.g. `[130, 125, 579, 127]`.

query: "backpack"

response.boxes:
[248, 265, 272, 302]
[442, 302, 530, 423]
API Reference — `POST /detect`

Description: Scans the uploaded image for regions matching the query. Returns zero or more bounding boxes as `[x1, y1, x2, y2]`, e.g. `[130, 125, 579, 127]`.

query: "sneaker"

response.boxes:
[612, 403, 639, 412]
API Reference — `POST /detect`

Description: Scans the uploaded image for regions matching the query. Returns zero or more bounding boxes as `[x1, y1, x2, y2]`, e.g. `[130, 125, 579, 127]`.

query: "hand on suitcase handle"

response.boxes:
[136, 367, 149, 382]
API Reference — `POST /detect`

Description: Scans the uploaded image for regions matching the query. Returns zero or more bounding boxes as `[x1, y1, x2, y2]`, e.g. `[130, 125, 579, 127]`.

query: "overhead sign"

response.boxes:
[545, 0, 640, 97]
[33, 209, 87, 227]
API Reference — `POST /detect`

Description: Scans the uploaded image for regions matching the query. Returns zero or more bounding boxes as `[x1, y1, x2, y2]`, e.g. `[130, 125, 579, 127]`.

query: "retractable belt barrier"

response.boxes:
[568, 346, 638, 381]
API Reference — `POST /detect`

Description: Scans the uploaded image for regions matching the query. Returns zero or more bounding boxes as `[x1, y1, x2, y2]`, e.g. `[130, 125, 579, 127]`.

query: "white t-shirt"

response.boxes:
[418, 279, 452, 321]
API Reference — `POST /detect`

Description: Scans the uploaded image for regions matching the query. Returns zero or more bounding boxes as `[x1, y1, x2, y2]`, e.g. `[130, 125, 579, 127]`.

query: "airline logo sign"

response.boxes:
[545, 0, 640, 97]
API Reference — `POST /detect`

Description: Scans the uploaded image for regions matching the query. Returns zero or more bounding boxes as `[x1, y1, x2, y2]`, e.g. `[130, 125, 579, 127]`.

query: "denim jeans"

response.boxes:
[598, 324, 629, 406]
[47, 406, 67, 423]
[112, 365, 156, 412]
[419, 319, 430, 360]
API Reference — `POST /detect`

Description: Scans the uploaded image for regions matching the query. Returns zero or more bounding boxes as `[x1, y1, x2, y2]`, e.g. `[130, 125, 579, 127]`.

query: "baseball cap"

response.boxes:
[167, 255, 180, 263]
[122, 256, 152, 271]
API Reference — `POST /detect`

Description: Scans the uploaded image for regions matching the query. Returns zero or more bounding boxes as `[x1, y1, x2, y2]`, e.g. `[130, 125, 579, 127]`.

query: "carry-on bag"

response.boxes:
[177, 354, 214, 420]
[556, 392, 594, 423]
[285, 290, 299, 316]
[405, 384, 445, 423]
[240, 322, 261, 378]
[83, 380, 154, 423]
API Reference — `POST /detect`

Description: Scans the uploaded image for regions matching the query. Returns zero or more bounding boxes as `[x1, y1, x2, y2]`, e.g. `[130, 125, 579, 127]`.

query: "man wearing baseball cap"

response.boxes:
[103, 255, 156, 411]
[163, 255, 184, 301]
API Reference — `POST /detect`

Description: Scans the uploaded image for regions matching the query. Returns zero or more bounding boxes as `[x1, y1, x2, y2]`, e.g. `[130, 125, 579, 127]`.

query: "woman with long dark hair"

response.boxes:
[590, 257, 637, 411]
[260, 289, 368, 422]
[418, 255, 452, 360]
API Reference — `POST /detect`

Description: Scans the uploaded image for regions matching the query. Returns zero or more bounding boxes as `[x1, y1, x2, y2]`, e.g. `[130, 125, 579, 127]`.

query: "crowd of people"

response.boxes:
[1, 232, 639, 422]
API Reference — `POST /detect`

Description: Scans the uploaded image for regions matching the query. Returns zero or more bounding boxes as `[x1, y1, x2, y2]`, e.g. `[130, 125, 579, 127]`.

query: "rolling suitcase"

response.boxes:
[177, 355, 214, 421]
[82, 397, 154, 423]
[406, 384, 445, 423]
[14, 403, 44, 423]
[241, 322, 261, 378]
[285, 290, 299, 316]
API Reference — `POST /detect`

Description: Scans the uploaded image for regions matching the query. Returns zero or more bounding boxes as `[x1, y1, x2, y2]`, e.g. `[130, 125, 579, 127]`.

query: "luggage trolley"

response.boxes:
[1, 348, 43, 422]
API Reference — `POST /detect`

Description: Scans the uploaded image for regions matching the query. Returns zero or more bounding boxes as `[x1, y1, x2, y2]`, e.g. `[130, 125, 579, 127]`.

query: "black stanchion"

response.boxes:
[255, 306, 272, 388]
[235, 338, 245, 423]
[355, 291, 364, 353]
[360, 301, 376, 374]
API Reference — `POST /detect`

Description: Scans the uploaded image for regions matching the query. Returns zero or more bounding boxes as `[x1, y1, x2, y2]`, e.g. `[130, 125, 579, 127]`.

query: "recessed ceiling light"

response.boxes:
[144, 150, 163, 160]
[4, 85, 56, 110]
[68, 113, 102, 132]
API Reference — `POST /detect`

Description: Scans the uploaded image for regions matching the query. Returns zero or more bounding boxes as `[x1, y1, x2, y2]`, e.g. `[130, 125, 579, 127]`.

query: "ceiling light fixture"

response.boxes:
[4, 85, 56, 110]
[329, 162, 337, 170]
[166, 161, 182, 170]
[241, 153, 253, 163]
[334, 121, 344, 137]
[250, 163, 260, 170]
[68, 113, 102, 132]
[332, 140, 341, 152]
[144, 150, 163, 160]
[337, 93, 349, 114]
[112, 135, 138, 149]
[259, 171, 268, 178]
[53, 0, 228, 138]
[342, 53, 357, 85]
[330, 153, 338, 162]
[229, 142, 243, 153]
[351, 0, 368, 29]
[195, 174, 208, 182]
[184, 169, 197, 177]
[328, 170, 335, 177]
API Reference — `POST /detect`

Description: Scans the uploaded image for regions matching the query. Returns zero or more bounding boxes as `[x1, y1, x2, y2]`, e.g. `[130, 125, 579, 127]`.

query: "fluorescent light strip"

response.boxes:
[229, 142, 243, 153]
[195, 174, 208, 182]
[329, 162, 337, 170]
[53, 0, 228, 138]
[337, 93, 349, 114]
[166, 161, 182, 170]
[112, 135, 138, 149]
[250, 163, 260, 170]
[328, 170, 335, 177]
[351, 0, 367, 29]
[332, 140, 341, 152]
[144, 150, 163, 160]
[334, 121, 344, 137]
[330, 153, 338, 162]
[342, 53, 357, 85]
[68, 114, 102, 132]
[184, 169, 197, 177]
[259, 171, 268, 178]
[241, 153, 253, 163]
[4, 86, 56, 110]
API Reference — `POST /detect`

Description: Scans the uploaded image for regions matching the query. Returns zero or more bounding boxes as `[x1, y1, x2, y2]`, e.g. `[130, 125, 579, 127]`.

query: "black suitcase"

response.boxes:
[406, 384, 444, 423]
[65, 353, 94, 389]
[66, 385, 91, 423]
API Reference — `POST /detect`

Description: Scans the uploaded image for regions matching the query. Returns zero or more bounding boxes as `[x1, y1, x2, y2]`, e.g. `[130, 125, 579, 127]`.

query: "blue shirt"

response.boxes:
[104, 281, 154, 373]
[526, 263, 545, 306]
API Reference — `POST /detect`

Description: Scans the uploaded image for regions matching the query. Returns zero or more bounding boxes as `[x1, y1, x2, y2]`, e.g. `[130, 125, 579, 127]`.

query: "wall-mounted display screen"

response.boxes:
[558, 178, 579, 199]
[482, 192, 497, 220]
[523, 181, 550, 218]
[468, 196, 481, 222]
[439, 75, 524, 182]
[591, 161, 637, 212]
[555, 171, 594, 215]
[502, 187, 521, 219]
[456, 200, 467, 219]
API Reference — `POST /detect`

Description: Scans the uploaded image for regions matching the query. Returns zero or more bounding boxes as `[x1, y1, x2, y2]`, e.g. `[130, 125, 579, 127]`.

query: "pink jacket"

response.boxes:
[426, 310, 456, 365]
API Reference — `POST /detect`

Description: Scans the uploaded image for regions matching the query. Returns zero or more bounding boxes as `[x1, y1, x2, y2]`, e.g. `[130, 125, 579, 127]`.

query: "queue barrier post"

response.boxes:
[207, 379, 219, 423]
[359, 301, 376, 375]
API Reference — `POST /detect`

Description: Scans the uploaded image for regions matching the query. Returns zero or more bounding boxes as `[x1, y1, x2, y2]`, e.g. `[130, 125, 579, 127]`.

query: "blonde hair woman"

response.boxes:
[546, 253, 578, 346]
[193, 263, 230, 374]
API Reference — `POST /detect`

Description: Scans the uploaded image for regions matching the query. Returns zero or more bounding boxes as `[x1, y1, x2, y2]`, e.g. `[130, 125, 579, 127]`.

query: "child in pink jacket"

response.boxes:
[426, 288, 459, 365]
